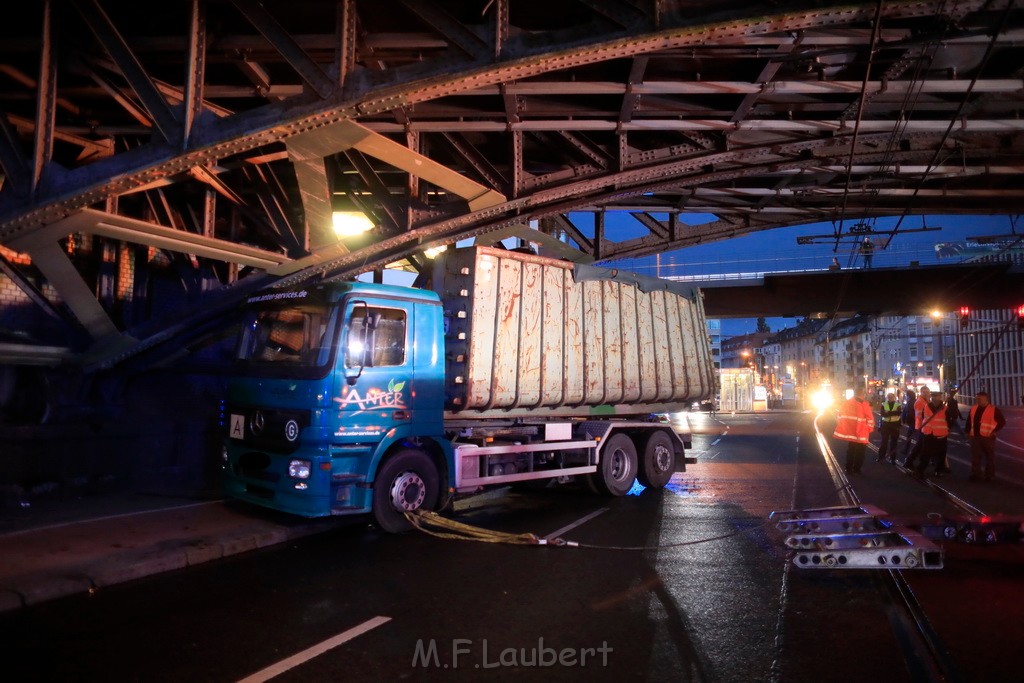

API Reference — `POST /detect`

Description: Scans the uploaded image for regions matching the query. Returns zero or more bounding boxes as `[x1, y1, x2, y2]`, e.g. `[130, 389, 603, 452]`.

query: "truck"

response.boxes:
[222, 246, 715, 531]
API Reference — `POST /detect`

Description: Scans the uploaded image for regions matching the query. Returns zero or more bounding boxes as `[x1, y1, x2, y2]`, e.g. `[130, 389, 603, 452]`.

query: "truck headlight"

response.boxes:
[288, 459, 312, 479]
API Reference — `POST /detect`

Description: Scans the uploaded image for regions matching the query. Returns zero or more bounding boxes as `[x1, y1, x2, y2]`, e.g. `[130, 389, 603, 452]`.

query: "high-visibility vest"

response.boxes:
[914, 397, 928, 429]
[880, 401, 901, 423]
[834, 398, 873, 443]
[969, 404, 999, 437]
[921, 404, 949, 437]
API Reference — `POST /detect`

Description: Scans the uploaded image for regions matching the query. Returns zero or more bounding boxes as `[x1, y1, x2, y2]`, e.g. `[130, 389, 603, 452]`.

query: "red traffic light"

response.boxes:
[958, 306, 970, 328]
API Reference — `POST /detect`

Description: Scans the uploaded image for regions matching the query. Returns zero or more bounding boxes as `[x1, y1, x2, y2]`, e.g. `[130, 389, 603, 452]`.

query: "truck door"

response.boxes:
[335, 299, 414, 440]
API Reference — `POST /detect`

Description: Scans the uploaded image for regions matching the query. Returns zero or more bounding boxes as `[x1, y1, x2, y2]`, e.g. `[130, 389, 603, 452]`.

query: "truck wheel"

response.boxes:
[372, 449, 440, 533]
[594, 433, 638, 496]
[638, 430, 675, 489]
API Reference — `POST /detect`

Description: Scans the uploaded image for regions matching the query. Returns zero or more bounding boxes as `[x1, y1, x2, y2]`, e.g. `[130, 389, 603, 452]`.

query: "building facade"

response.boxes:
[707, 318, 722, 370]
[873, 313, 957, 392]
[720, 331, 771, 370]
[956, 308, 1024, 408]
[815, 316, 873, 392]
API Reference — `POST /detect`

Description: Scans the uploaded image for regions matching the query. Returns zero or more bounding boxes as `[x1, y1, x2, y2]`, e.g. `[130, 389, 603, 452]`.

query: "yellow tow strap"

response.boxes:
[404, 510, 551, 545]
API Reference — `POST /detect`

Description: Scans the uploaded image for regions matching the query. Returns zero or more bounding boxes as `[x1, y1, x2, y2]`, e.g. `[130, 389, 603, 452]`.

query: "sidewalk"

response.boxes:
[0, 486, 510, 615]
[0, 494, 354, 613]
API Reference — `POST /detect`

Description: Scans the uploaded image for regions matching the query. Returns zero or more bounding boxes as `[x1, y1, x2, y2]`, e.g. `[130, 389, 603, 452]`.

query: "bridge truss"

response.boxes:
[1, 0, 1023, 369]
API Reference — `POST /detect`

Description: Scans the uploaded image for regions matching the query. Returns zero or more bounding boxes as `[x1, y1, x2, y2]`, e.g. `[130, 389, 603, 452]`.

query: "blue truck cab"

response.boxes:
[223, 281, 452, 531]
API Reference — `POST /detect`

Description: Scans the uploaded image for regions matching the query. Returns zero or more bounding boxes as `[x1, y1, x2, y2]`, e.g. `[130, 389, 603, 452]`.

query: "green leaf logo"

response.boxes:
[393, 381, 405, 393]
[388, 379, 395, 392]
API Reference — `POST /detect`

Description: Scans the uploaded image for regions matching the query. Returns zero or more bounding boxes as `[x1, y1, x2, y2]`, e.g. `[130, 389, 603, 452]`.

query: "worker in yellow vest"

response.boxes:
[834, 386, 874, 474]
[966, 391, 1007, 482]
[876, 391, 902, 463]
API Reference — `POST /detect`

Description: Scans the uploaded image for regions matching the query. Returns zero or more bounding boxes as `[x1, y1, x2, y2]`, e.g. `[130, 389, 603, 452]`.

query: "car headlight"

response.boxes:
[288, 459, 312, 479]
[810, 390, 834, 413]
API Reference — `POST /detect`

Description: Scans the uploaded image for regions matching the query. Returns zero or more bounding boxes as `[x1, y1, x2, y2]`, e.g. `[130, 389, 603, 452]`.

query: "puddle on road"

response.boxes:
[628, 476, 706, 498]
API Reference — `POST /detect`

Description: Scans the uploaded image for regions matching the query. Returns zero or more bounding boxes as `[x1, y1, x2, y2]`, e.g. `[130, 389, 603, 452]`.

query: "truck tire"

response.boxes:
[638, 430, 675, 489]
[372, 449, 440, 533]
[594, 433, 638, 496]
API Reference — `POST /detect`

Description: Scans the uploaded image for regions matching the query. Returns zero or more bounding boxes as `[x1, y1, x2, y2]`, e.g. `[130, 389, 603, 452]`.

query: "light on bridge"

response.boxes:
[332, 211, 375, 237]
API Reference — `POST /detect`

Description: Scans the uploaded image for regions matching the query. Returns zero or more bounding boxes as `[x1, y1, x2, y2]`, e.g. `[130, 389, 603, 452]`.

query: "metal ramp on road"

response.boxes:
[770, 504, 944, 570]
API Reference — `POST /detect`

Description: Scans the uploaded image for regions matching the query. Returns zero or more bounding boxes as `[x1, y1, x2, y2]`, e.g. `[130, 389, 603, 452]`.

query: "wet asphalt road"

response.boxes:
[3, 411, 1022, 682]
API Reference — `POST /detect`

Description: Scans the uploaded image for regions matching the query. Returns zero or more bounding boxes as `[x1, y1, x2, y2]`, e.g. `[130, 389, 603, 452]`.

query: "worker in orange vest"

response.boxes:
[834, 386, 874, 474]
[903, 385, 931, 468]
[914, 393, 949, 478]
[966, 391, 1007, 482]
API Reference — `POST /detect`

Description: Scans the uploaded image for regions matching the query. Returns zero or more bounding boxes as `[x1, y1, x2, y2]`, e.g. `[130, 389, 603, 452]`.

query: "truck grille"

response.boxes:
[237, 452, 280, 482]
[246, 484, 275, 500]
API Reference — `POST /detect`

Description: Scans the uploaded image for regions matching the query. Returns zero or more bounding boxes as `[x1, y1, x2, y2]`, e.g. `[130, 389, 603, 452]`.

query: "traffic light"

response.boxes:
[1016, 304, 1024, 330]
[958, 306, 970, 329]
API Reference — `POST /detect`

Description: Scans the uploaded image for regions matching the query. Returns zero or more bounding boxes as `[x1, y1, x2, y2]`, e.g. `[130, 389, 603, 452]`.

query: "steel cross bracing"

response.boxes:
[0, 0, 1023, 368]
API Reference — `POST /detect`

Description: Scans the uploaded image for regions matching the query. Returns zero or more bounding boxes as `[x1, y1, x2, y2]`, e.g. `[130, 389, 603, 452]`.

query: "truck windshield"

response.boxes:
[235, 296, 338, 378]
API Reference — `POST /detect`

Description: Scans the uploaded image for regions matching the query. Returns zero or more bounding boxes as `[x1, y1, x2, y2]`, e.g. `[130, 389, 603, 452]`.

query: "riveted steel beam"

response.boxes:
[1, 0, 1007, 241]
[630, 212, 668, 239]
[439, 133, 508, 193]
[229, 0, 336, 99]
[400, 0, 490, 61]
[8, 236, 120, 342]
[32, 0, 58, 195]
[360, 118, 1024, 134]
[182, 0, 207, 150]
[731, 36, 800, 124]
[4, 202, 269, 358]
[335, 0, 358, 89]
[71, 0, 180, 144]
[0, 111, 31, 198]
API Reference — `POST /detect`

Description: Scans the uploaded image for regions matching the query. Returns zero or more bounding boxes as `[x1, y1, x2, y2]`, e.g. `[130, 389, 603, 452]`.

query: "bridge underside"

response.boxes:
[1, 1, 1024, 370]
[700, 262, 1024, 318]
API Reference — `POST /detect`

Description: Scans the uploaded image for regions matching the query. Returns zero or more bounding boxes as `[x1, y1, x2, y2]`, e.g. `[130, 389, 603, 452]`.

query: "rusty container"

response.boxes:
[436, 247, 714, 419]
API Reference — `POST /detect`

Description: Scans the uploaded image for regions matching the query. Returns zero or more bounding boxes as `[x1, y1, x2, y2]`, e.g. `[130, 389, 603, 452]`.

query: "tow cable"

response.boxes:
[404, 510, 765, 551]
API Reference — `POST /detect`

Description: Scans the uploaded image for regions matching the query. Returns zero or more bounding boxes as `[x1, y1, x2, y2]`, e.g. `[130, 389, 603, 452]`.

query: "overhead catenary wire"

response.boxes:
[881, 3, 1016, 250]
[833, 0, 886, 256]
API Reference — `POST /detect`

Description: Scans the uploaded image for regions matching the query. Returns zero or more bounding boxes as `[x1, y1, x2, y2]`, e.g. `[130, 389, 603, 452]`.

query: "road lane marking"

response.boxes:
[237, 616, 391, 683]
[544, 508, 608, 540]
[710, 438, 722, 446]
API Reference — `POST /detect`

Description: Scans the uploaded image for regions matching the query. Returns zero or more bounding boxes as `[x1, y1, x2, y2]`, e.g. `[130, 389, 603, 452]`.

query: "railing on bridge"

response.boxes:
[616, 241, 1014, 281]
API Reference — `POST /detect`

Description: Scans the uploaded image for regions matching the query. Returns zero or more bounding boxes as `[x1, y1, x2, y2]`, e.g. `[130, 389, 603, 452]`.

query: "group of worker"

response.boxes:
[833, 385, 1006, 480]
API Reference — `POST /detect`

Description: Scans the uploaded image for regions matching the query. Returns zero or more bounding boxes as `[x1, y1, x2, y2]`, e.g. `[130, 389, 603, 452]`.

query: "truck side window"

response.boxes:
[345, 307, 407, 367]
